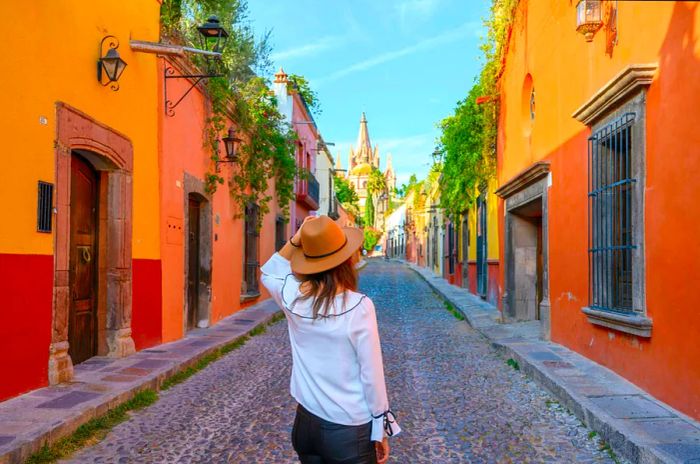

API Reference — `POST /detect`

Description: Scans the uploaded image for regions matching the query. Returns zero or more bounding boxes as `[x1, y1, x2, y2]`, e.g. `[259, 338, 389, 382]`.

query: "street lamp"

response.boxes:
[221, 127, 242, 161]
[97, 36, 127, 91]
[164, 15, 229, 116]
[576, 0, 603, 42]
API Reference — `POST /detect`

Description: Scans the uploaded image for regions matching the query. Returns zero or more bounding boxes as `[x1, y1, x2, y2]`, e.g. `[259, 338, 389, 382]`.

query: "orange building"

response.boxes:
[496, 0, 700, 420]
[0, 3, 298, 404]
[157, 54, 283, 344]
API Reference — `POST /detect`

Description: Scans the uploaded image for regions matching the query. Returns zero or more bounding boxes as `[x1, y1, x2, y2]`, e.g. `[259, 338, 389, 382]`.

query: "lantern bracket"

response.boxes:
[163, 64, 224, 117]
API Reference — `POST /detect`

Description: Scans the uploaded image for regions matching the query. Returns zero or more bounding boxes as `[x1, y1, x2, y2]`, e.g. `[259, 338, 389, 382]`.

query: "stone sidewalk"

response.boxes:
[0, 299, 280, 464]
[405, 260, 700, 464]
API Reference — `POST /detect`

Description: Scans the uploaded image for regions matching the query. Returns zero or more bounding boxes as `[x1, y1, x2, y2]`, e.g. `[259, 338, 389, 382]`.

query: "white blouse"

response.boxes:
[260, 253, 401, 442]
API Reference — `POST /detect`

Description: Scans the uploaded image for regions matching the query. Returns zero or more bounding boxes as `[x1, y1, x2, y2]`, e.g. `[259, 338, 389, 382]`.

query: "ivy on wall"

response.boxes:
[160, 0, 298, 226]
[436, 0, 518, 219]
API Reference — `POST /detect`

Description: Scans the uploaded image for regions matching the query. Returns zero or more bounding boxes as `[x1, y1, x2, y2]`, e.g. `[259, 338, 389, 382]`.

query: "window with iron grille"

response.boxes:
[588, 112, 636, 313]
[244, 203, 260, 295]
[37, 181, 54, 233]
[275, 216, 286, 252]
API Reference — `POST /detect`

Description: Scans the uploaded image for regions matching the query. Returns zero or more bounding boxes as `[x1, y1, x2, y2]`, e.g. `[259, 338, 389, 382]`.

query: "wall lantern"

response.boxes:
[576, 0, 603, 42]
[164, 15, 229, 116]
[98, 36, 127, 91]
[221, 127, 242, 162]
[197, 16, 230, 54]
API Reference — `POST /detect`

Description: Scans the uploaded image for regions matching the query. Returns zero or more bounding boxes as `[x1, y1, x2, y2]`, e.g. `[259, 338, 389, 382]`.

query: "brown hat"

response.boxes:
[290, 215, 364, 275]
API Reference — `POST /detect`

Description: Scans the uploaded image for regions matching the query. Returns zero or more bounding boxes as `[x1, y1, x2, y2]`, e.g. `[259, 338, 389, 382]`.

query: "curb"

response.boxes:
[0, 300, 282, 464]
[403, 260, 700, 464]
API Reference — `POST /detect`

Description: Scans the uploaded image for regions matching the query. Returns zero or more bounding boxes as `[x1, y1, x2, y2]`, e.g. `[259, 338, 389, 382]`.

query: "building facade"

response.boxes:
[272, 69, 320, 234]
[496, 0, 700, 420]
[0, 0, 162, 401]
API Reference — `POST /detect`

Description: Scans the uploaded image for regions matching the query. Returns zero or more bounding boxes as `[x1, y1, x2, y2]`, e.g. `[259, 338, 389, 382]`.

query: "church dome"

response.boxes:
[350, 163, 372, 176]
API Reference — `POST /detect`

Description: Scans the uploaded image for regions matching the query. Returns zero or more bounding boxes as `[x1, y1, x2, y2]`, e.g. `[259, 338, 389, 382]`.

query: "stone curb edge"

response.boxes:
[1, 303, 283, 464]
[404, 262, 676, 464]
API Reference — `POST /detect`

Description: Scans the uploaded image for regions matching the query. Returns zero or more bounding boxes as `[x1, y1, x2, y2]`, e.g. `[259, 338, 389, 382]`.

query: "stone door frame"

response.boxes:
[496, 161, 551, 339]
[50, 103, 135, 384]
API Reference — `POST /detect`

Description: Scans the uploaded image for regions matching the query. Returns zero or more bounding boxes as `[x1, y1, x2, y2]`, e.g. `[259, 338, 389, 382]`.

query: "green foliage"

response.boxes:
[436, 0, 519, 218]
[364, 193, 375, 226]
[363, 227, 383, 251]
[160, 0, 296, 226]
[288, 74, 321, 115]
[367, 167, 387, 196]
[26, 390, 158, 463]
[506, 358, 520, 370]
[334, 175, 359, 206]
[443, 301, 465, 320]
[438, 84, 486, 217]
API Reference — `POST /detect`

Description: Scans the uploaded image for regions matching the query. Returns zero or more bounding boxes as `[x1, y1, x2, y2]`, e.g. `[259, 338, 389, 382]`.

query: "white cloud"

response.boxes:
[270, 35, 347, 62]
[314, 21, 480, 85]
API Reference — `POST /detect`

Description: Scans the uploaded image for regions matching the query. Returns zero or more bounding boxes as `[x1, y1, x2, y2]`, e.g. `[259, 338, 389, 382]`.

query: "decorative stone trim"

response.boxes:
[495, 161, 550, 198]
[582, 307, 652, 338]
[572, 64, 657, 125]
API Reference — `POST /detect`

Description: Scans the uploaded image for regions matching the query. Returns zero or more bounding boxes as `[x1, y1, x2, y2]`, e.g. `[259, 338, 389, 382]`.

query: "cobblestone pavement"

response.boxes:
[68, 260, 626, 463]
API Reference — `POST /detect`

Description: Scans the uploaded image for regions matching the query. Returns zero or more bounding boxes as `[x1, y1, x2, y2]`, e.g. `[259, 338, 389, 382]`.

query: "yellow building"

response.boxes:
[0, 1, 161, 401]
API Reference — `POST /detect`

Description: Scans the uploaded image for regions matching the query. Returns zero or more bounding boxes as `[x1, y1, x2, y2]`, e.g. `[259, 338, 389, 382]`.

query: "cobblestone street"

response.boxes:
[68, 260, 622, 463]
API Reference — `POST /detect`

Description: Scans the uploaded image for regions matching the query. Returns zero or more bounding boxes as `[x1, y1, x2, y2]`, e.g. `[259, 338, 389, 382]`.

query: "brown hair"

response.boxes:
[294, 257, 358, 319]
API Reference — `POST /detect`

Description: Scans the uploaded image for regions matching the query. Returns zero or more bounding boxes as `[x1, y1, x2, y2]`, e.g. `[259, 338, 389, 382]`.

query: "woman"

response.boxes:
[261, 215, 401, 464]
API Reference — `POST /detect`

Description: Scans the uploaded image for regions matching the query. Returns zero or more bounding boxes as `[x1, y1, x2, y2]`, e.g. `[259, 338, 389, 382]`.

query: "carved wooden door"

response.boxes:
[69, 155, 98, 364]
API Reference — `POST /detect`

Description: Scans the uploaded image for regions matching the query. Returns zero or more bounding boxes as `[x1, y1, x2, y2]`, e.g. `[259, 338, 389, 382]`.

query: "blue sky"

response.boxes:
[247, 0, 490, 186]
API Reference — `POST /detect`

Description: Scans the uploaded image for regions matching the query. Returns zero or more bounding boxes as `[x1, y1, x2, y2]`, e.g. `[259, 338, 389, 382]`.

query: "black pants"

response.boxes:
[292, 404, 377, 464]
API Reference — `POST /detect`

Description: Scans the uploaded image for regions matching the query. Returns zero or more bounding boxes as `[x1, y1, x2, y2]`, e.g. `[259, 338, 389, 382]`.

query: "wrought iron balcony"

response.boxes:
[296, 170, 320, 210]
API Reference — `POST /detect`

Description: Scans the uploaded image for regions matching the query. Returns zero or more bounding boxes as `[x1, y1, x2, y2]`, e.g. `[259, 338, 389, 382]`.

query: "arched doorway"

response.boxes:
[50, 103, 135, 384]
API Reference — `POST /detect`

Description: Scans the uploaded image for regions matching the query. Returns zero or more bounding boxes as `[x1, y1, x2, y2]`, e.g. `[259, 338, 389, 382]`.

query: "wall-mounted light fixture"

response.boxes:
[216, 127, 242, 170]
[576, 0, 603, 42]
[164, 15, 229, 116]
[221, 127, 241, 161]
[98, 36, 127, 91]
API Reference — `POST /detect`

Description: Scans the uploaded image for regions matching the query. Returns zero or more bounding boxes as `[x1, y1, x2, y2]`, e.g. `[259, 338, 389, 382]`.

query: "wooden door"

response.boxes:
[476, 195, 488, 298]
[187, 197, 201, 331]
[69, 155, 98, 364]
[461, 215, 469, 289]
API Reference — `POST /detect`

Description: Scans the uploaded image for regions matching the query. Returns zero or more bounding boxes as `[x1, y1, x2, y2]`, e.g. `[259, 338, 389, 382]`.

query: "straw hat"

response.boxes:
[290, 215, 364, 275]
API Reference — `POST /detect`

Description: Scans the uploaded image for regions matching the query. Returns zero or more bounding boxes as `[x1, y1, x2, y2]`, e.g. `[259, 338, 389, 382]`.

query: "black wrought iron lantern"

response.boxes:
[576, 0, 603, 42]
[98, 36, 127, 91]
[197, 16, 229, 53]
[221, 127, 242, 161]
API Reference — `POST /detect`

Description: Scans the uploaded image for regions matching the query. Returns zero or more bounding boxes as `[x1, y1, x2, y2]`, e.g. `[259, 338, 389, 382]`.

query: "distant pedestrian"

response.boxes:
[261, 215, 401, 464]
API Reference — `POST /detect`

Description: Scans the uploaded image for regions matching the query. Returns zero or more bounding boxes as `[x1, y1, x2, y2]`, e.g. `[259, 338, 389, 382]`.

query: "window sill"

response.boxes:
[240, 292, 261, 303]
[582, 307, 652, 338]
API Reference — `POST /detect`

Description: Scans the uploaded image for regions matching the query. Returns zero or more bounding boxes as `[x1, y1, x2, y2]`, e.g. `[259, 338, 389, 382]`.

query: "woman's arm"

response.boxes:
[348, 298, 401, 443]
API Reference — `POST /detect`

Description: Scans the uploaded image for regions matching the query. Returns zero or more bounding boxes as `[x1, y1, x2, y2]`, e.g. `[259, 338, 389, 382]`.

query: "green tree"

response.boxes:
[334, 175, 359, 205]
[288, 74, 321, 115]
[438, 83, 486, 217]
[363, 227, 382, 252]
[364, 193, 375, 227]
[367, 168, 387, 196]
[160, 0, 298, 226]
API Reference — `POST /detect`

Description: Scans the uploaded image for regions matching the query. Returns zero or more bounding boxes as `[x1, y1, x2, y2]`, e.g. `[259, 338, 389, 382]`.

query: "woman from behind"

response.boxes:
[261, 215, 400, 464]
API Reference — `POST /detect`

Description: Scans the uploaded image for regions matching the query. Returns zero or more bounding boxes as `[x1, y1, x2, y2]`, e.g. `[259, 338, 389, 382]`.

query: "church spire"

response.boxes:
[356, 112, 372, 160]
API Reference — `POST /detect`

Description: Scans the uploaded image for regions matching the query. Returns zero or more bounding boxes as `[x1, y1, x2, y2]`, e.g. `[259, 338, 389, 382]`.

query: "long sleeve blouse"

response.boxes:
[260, 253, 401, 442]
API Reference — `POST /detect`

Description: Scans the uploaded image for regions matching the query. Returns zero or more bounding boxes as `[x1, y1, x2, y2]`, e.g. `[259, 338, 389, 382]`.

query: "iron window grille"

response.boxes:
[274, 216, 286, 252]
[588, 112, 637, 314]
[244, 203, 260, 295]
[37, 181, 54, 233]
